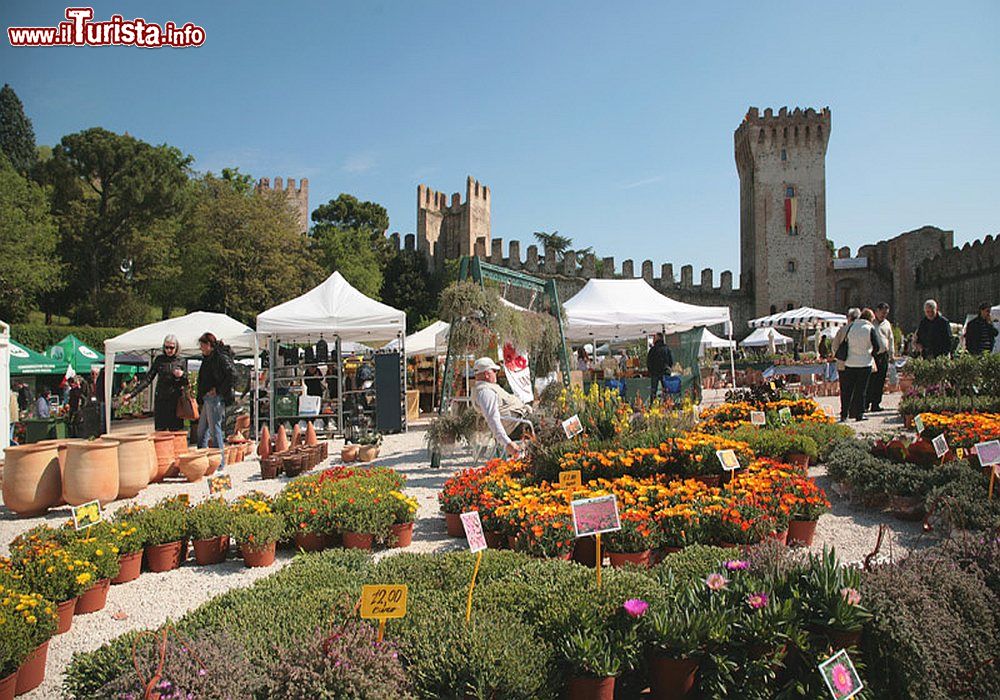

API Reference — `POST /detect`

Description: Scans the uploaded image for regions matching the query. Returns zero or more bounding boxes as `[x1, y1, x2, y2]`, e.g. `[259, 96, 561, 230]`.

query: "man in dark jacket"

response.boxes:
[647, 333, 675, 400]
[196, 332, 235, 467]
[915, 299, 952, 359]
[965, 303, 998, 355]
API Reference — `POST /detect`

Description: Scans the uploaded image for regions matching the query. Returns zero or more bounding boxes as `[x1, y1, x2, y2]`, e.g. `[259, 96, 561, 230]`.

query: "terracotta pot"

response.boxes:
[305, 422, 318, 446]
[573, 537, 597, 567]
[177, 451, 209, 482]
[144, 436, 159, 481]
[608, 550, 651, 568]
[1, 442, 61, 516]
[63, 439, 119, 506]
[258, 426, 271, 459]
[75, 577, 110, 614]
[169, 430, 189, 475]
[226, 446, 238, 465]
[646, 654, 698, 699]
[693, 474, 721, 487]
[343, 531, 374, 550]
[14, 640, 49, 695]
[784, 452, 811, 469]
[151, 432, 175, 482]
[444, 512, 464, 537]
[294, 531, 329, 552]
[788, 519, 818, 547]
[566, 675, 615, 700]
[204, 448, 222, 476]
[275, 425, 290, 453]
[484, 530, 507, 550]
[260, 457, 280, 480]
[240, 541, 276, 567]
[103, 433, 152, 498]
[145, 540, 184, 572]
[112, 551, 142, 584]
[767, 529, 789, 546]
[291, 423, 302, 449]
[902, 414, 915, 429]
[389, 522, 414, 548]
[56, 597, 77, 634]
[234, 414, 251, 434]
[357, 445, 379, 463]
[192, 535, 230, 565]
[341, 444, 359, 462]
[53, 439, 86, 506]
[0, 670, 15, 700]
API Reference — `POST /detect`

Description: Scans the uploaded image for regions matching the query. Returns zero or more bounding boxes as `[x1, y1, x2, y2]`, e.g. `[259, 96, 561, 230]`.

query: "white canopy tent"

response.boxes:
[103, 311, 257, 430]
[740, 327, 794, 348]
[699, 328, 736, 358]
[749, 306, 847, 330]
[386, 320, 450, 358]
[563, 278, 736, 388]
[1, 320, 10, 450]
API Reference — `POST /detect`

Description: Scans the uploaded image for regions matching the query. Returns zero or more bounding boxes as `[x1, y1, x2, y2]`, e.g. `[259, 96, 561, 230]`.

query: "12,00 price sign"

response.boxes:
[360, 585, 408, 620]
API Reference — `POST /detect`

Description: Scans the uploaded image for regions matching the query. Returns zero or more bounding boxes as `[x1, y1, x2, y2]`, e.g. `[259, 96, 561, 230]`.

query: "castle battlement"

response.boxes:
[735, 106, 831, 152]
[256, 176, 309, 234]
[917, 234, 1000, 285]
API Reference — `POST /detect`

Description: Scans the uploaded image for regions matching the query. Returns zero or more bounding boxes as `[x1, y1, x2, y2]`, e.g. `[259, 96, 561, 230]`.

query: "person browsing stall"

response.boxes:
[471, 357, 533, 458]
[121, 334, 188, 431]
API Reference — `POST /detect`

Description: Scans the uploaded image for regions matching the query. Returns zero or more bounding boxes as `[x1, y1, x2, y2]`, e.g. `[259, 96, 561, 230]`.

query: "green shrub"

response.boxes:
[9, 323, 128, 354]
[925, 471, 1000, 533]
[649, 545, 739, 588]
[134, 503, 187, 546]
[186, 497, 232, 541]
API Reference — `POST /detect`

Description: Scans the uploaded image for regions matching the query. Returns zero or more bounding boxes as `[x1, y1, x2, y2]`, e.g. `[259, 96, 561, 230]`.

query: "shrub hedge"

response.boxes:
[10, 323, 129, 353]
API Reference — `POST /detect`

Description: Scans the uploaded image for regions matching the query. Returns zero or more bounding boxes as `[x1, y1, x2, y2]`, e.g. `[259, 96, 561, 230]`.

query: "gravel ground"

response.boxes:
[1, 392, 930, 697]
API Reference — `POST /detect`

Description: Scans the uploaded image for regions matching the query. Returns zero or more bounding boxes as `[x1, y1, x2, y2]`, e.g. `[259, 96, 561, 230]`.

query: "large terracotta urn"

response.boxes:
[102, 434, 152, 498]
[177, 451, 209, 482]
[144, 437, 158, 481]
[63, 439, 120, 506]
[151, 432, 175, 482]
[1, 442, 61, 516]
[168, 430, 189, 478]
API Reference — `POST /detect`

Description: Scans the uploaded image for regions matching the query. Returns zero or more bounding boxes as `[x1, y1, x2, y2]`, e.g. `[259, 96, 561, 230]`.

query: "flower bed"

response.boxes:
[698, 398, 832, 431]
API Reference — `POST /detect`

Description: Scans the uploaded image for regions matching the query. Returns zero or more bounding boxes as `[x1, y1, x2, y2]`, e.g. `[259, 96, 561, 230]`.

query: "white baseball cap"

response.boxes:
[472, 357, 501, 375]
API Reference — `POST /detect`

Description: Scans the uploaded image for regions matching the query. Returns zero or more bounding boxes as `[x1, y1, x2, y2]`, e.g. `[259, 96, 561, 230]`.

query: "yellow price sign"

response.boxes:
[559, 470, 582, 488]
[360, 585, 407, 620]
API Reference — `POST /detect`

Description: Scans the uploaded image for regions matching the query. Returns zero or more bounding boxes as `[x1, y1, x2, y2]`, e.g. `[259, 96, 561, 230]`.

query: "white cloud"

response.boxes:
[620, 174, 665, 190]
[342, 152, 377, 174]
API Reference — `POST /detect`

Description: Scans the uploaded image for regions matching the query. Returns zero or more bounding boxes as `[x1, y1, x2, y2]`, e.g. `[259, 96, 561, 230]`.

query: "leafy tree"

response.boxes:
[221, 167, 255, 195]
[533, 230, 573, 262]
[43, 128, 191, 324]
[0, 154, 59, 321]
[381, 248, 442, 332]
[310, 226, 384, 299]
[0, 84, 36, 174]
[311, 194, 388, 234]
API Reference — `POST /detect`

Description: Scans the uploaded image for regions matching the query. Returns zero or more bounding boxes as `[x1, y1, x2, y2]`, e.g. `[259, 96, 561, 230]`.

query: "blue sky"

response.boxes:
[4, 1, 998, 282]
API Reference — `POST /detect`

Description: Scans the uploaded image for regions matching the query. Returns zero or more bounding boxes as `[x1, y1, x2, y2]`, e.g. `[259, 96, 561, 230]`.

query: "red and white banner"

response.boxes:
[502, 342, 533, 403]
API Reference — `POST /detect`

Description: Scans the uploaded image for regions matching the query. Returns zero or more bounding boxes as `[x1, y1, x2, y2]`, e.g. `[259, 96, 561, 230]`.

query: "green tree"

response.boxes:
[44, 128, 191, 324]
[309, 193, 393, 299]
[311, 194, 388, 234]
[533, 230, 573, 262]
[381, 248, 441, 332]
[0, 154, 59, 321]
[0, 84, 37, 174]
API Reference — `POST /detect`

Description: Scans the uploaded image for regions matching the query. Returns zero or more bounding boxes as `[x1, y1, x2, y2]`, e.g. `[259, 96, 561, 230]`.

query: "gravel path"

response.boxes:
[1, 394, 931, 697]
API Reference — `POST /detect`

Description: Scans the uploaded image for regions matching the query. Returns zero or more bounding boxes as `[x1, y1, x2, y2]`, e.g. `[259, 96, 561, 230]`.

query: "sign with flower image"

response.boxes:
[914, 414, 925, 435]
[208, 473, 232, 494]
[716, 449, 741, 471]
[932, 433, 948, 458]
[570, 494, 621, 537]
[778, 407, 792, 424]
[460, 510, 488, 553]
[72, 499, 102, 530]
[818, 648, 863, 699]
[750, 410, 766, 426]
[562, 414, 584, 439]
[974, 439, 1000, 467]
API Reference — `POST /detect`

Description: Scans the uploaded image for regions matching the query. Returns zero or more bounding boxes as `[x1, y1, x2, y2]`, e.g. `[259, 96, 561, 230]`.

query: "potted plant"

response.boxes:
[187, 497, 232, 565]
[560, 627, 622, 700]
[0, 587, 58, 697]
[356, 432, 383, 463]
[787, 476, 831, 547]
[604, 511, 660, 568]
[438, 467, 486, 537]
[231, 493, 285, 567]
[136, 497, 189, 572]
[425, 410, 480, 451]
[9, 539, 97, 635]
[334, 486, 394, 550]
[108, 514, 146, 584]
[521, 512, 576, 559]
[799, 548, 871, 649]
[341, 441, 359, 463]
[783, 433, 819, 469]
[386, 490, 418, 548]
[67, 534, 121, 615]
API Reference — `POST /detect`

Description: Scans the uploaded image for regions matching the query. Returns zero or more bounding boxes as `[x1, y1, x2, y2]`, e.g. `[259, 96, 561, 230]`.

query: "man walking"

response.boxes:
[867, 303, 894, 412]
[915, 299, 952, 359]
[647, 333, 674, 400]
[964, 303, 998, 355]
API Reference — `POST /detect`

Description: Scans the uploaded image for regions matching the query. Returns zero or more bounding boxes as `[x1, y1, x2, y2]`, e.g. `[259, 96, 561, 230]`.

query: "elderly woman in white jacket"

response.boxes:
[838, 308, 886, 422]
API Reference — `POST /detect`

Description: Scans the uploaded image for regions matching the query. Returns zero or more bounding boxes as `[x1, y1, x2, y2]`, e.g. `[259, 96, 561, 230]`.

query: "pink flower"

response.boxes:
[724, 559, 750, 571]
[831, 663, 854, 693]
[623, 598, 649, 618]
[840, 587, 861, 606]
[746, 592, 769, 609]
[705, 573, 729, 591]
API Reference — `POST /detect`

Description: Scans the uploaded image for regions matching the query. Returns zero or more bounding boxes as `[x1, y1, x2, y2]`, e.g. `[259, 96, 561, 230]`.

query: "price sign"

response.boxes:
[914, 414, 925, 435]
[571, 495, 621, 537]
[956, 447, 965, 460]
[460, 511, 487, 553]
[932, 433, 948, 458]
[778, 407, 792, 424]
[559, 470, 582, 488]
[974, 440, 1000, 467]
[176, 494, 190, 506]
[562, 414, 584, 439]
[208, 473, 232, 494]
[769, 381, 777, 392]
[360, 585, 408, 620]
[716, 449, 741, 471]
[750, 411, 766, 426]
[72, 499, 102, 530]
[818, 649, 863, 700]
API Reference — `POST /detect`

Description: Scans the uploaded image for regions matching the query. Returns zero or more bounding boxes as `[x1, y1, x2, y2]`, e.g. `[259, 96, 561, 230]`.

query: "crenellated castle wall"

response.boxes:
[256, 177, 309, 234]
[915, 233, 1000, 324]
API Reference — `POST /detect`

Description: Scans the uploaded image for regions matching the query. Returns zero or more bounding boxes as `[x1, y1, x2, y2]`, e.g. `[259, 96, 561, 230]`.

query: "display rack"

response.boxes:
[259, 336, 344, 438]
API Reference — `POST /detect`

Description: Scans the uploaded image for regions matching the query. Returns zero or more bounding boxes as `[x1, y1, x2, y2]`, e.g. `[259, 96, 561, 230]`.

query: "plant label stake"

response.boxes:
[931, 433, 948, 462]
[716, 449, 741, 473]
[975, 440, 1000, 500]
[72, 499, 102, 531]
[207, 473, 232, 494]
[817, 649, 863, 699]
[571, 495, 621, 590]
[360, 585, 407, 642]
[778, 407, 792, 424]
[562, 414, 584, 439]
[559, 470, 582, 488]
[750, 410, 766, 426]
[913, 414, 925, 435]
[460, 511, 487, 623]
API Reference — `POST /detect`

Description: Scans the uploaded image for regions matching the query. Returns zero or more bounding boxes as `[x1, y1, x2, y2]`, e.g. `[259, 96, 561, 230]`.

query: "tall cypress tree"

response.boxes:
[0, 84, 37, 174]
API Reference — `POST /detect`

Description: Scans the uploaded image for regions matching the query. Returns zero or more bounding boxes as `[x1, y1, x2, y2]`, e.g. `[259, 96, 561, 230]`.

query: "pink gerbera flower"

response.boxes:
[831, 663, 855, 694]
[705, 572, 729, 591]
[623, 598, 649, 618]
[840, 587, 861, 606]
[746, 592, 769, 609]
[724, 559, 750, 571]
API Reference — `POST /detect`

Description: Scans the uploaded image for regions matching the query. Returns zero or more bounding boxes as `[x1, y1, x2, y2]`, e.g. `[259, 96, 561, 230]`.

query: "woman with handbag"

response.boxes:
[121, 334, 188, 431]
[838, 308, 886, 422]
[830, 308, 860, 421]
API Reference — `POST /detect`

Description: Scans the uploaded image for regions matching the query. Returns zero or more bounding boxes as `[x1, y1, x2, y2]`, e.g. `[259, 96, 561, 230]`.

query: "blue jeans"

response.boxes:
[197, 394, 226, 467]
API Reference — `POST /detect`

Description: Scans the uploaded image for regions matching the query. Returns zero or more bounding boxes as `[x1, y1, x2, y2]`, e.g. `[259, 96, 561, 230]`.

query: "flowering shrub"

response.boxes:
[915, 411, 1000, 450]
[231, 492, 285, 551]
[187, 497, 233, 541]
[0, 583, 58, 677]
[556, 383, 633, 440]
[699, 398, 831, 431]
[134, 497, 189, 546]
[10, 539, 98, 603]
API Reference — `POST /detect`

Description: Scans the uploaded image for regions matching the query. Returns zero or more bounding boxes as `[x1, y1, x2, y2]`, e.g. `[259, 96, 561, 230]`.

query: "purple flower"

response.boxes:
[705, 573, 729, 591]
[623, 598, 649, 618]
[746, 592, 769, 609]
[724, 559, 750, 572]
[197, 668, 207, 677]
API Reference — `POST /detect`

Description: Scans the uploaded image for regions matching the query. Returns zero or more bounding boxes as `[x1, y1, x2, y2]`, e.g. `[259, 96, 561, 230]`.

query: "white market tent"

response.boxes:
[740, 327, 794, 348]
[749, 306, 847, 330]
[387, 320, 450, 358]
[103, 311, 257, 430]
[1, 320, 10, 450]
[699, 328, 736, 357]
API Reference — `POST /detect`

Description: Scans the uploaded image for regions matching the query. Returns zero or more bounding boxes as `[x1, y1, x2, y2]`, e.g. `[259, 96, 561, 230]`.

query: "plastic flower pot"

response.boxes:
[573, 537, 597, 567]
[75, 578, 111, 614]
[0, 669, 16, 700]
[240, 541, 276, 568]
[192, 535, 230, 565]
[112, 551, 143, 584]
[566, 675, 615, 700]
[14, 640, 49, 695]
[55, 597, 77, 634]
[767, 529, 789, 546]
[787, 519, 818, 547]
[608, 549, 651, 568]
[388, 522, 413, 548]
[342, 531, 374, 550]
[646, 654, 698, 699]
[293, 531, 329, 552]
[444, 512, 464, 537]
[145, 540, 184, 572]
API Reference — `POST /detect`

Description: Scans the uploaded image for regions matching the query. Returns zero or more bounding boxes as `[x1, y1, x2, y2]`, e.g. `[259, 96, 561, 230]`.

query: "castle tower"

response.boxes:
[416, 176, 490, 268]
[735, 107, 832, 316]
[256, 177, 310, 234]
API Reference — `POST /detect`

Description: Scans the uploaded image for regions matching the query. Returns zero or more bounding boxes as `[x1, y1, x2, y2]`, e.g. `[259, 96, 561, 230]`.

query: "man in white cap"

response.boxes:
[471, 356, 533, 457]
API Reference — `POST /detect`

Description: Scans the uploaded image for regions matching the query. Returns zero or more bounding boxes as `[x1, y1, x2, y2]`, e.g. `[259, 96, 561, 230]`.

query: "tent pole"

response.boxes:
[104, 350, 114, 433]
[728, 328, 737, 390]
[252, 333, 259, 438]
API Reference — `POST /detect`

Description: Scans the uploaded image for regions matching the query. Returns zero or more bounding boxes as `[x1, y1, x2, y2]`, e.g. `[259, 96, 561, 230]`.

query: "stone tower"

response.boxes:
[416, 176, 490, 268]
[256, 177, 310, 234]
[735, 107, 832, 317]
